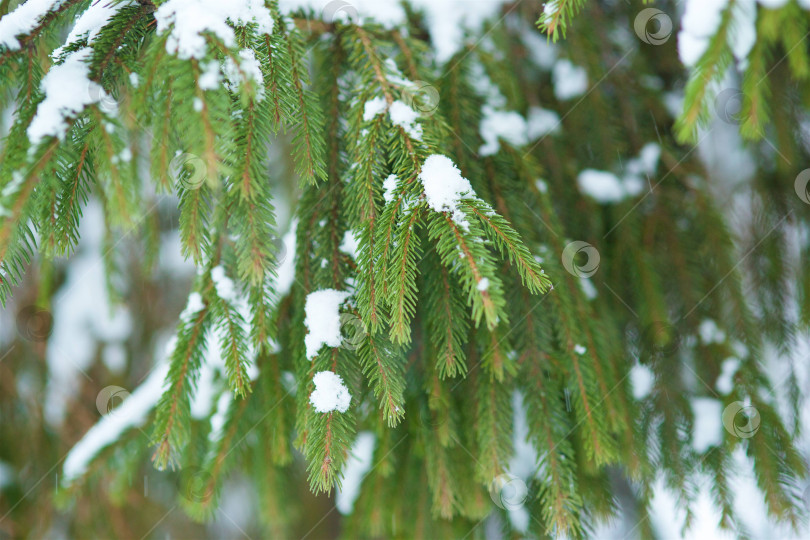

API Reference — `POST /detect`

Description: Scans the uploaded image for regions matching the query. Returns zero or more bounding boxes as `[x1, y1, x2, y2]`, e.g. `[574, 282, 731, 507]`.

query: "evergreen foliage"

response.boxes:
[0, 0, 809, 537]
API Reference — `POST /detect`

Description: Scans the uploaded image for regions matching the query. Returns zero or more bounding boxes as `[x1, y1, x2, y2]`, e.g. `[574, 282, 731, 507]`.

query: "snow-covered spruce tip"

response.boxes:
[309, 370, 352, 413]
[27, 48, 112, 146]
[0, 0, 61, 50]
[418, 155, 475, 228]
[363, 97, 423, 140]
[154, 0, 274, 59]
[304, 289, 351, 360]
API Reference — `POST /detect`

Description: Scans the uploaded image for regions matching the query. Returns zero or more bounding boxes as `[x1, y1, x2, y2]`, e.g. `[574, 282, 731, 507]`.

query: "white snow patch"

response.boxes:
[1, 171, 25, 201]
[648, 474, 740, 540]
[280, 0, 506, 62]
[304, 289, 350, 359]
[521, 22, 557, 69]
[579, 277, 597, 299]
[526, 106, 561, 139]
[223, 48, 265, 99]
[621, 143, 660, 197]
[383, 174, 398, 203]
[102, 343, 127, 374]
[155, 0, 274, 59]
[678, 0, 727, 68]
[627, 143, 661, 178]
[363, 98, 422, 139]
[477, 277, 490, 292]
[276, 221, 297, 296]
[28, 48, 113, 146]
[339, 229, 360, 260]
[471, 61, 507, 109]
[191, 352, 222, 419]
[309, 370, 352, 413]
[698, 319, 726, 345]
[578, 153, 656, 202]
[211, 265, 236, 302]
[508, 391, 538, 478]
[623, 175, 645, 197]
[53, 0, 133, 58]
[198, 60, 221, 90]
[730, 0, 757, 68]
[0, 461, 14, 488]
[363, 96, 388, 121]
[336, 431, 376, 514]
[208, 391, 233, 443]
[679, 0, 757, 69]
[716, 357, 741, 395]
[181, 291, 205, 319]
[45, 203, 132, 425]
[630, 363, 655, 399]
[535, 179, 549, 194]
[63, 361, 169, 483]
[418, 155, 474, 221]
[577, 169, 625, 203]
[731, 340, 749, 359]
[552, 59, 588, 100]
[0, 0, 62, 50]
[159, 230, 196, 275]
[505, 391, 535, 532]
[691, 397, 723, 453]
[388, 100, 422, 139]
[479, 106, 528, 155]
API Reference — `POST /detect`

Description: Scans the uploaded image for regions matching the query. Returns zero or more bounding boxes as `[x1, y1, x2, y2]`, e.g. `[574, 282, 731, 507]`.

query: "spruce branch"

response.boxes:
[1, 1, 807, 536]
[151, 298, 212, 470]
